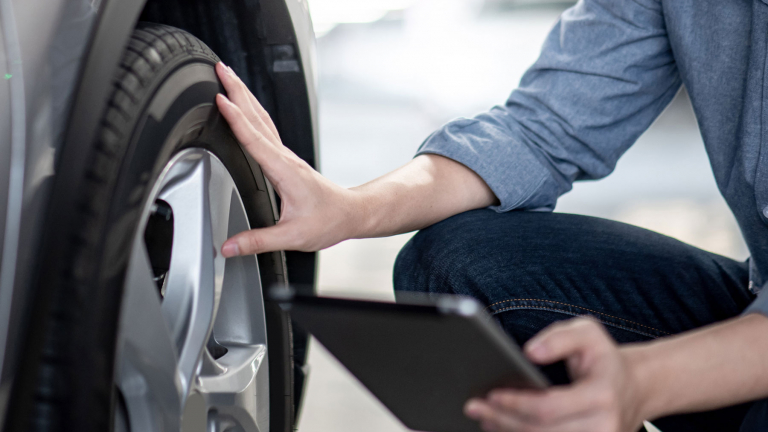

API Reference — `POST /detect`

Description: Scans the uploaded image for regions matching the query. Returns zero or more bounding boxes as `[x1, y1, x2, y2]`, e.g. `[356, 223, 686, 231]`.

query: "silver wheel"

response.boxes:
[116, 148, 270, 432]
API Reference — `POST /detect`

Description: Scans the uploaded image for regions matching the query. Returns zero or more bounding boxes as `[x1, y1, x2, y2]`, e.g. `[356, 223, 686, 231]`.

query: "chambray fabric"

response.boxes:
[416, 0, 768, 314]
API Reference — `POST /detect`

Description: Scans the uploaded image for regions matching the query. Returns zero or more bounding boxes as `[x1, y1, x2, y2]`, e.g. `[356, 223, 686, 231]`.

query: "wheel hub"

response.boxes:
[116, 148, 270, 432]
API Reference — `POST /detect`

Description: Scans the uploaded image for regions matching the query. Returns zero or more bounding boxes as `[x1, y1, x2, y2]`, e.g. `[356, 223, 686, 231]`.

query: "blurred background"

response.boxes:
[296, 1, 747, 431]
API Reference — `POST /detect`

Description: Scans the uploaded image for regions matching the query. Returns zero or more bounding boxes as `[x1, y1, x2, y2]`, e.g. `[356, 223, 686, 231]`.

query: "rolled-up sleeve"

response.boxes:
[417, 0, 682, 212]
[743, 262, 768, 316]
[744, 292, 768, 316]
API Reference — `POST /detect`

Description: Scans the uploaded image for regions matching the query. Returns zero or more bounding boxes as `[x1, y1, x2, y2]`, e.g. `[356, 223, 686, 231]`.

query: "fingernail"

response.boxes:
[227, 65, 235, 75]
[219, 61, 227, 69]
[464, 400, 481, 418]
[217, 93, 231, 105]
[222, 242, 239, 258]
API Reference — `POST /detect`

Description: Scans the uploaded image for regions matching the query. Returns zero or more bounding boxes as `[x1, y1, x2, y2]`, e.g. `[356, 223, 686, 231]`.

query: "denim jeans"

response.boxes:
[394, 209, 767, 432]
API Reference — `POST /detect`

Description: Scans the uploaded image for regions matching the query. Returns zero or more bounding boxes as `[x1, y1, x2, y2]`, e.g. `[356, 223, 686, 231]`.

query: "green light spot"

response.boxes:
[3, 74, 11, 80]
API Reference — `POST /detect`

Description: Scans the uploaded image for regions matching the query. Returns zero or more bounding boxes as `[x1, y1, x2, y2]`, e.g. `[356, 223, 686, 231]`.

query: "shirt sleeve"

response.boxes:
[417, 0, 682, 212]
[743, 274, 768, 316]
[743, 292, 768, 316]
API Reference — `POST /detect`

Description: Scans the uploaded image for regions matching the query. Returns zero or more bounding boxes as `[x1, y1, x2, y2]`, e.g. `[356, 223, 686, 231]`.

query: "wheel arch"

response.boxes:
[67, 0, 320, 291]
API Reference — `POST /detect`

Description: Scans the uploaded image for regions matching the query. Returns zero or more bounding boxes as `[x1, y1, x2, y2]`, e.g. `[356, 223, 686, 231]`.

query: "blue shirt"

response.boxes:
[416, 0, 768, 315]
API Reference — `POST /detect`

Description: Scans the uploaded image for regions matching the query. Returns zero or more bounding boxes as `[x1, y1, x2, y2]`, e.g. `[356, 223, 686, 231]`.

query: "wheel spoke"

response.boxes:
[159, 153, 221, 398]
[207, 156, 237, 291]
[118, 239, 183, 431]
[198, 344, 270, 432]
[199, 154, 270, 347]
[119, 149, 272, 432]
[212, 225, 268, 346]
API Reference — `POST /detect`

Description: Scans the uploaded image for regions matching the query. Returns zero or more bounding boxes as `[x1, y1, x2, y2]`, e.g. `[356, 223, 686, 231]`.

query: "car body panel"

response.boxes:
[0, 0, 318, 427]
[0, 0, 100, 425]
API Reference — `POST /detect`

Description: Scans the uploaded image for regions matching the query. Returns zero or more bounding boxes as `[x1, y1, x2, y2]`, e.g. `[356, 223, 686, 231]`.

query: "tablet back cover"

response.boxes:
[287, 297, 547, 432]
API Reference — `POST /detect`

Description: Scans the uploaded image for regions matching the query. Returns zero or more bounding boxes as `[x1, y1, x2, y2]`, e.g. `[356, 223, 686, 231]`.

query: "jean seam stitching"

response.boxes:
[492, 305, 662, 339]
[486, 298, 671, 336]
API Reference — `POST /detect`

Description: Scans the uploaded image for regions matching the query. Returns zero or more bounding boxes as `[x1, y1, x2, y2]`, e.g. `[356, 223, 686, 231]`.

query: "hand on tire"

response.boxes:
[215, 62, 361, 257]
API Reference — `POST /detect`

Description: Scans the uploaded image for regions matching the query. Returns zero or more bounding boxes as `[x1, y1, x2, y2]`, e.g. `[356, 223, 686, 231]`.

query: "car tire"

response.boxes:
[26, 23, 298, 432]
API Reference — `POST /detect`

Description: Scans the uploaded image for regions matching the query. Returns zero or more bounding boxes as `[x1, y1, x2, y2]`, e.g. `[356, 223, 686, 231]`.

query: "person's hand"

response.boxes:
[214, 62, 363, 256]
[464, 318, 646, 432]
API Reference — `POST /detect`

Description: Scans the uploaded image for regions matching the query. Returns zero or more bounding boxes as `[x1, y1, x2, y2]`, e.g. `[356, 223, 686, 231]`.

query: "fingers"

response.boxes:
[215, 62, 281, 143]
[465, 398, 598, 432]
[222, 223, 296, 257]
[465, 399, 525, 431]
[524, 318, 613, 366]
[464, 320, 626, 432]
[244, 80, 282, 142]
[484, 386, 600, 425]
[216, 93, 285, 176]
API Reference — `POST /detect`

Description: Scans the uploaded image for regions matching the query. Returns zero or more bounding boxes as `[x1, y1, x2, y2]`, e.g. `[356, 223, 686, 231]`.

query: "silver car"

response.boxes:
[0, 0, 318, 431]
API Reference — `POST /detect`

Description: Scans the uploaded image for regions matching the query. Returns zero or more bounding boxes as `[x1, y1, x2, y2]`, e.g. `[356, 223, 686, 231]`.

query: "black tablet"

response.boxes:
[273, 290, 550, 432]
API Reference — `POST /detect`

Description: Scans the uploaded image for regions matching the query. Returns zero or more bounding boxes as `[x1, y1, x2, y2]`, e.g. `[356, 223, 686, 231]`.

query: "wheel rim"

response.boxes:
[116, 148, 270, 432]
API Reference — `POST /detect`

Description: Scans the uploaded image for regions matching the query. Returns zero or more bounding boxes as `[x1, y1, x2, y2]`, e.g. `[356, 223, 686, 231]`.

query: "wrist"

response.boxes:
[343, 186, 376, 239]
[622, 344, 667, 423]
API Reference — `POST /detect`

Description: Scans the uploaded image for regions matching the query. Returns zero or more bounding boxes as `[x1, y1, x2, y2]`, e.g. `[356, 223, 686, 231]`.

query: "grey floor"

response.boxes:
[296, 1, 744, 431]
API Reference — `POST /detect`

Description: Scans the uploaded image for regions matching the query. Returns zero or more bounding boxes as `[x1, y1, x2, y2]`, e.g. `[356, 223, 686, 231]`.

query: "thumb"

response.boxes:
[523, 318, 610, 365]
[221, 223, 296, 256]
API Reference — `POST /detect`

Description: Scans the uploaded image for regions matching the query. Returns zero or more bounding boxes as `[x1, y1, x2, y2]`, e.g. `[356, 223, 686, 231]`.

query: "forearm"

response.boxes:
[628, 313, 768, 421]
[217, 63, 498, 254]
[349, 154, 498, 238]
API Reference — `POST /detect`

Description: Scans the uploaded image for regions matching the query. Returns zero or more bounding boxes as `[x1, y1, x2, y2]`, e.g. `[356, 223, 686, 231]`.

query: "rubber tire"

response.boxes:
[27, 23, 298, 432]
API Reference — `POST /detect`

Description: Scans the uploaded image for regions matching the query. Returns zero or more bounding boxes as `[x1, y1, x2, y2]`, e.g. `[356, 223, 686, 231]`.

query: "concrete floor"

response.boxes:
[295, 2, 744, 431]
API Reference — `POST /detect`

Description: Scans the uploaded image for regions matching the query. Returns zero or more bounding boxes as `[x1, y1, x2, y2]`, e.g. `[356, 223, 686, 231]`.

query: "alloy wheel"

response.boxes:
[116, 148, 270, 432]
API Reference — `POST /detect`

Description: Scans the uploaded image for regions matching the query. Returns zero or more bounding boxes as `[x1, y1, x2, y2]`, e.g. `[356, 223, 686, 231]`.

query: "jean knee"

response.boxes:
[393, 229, 465, 296]
[393, 230, 433, 295]
[393, 210, 499, 298]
